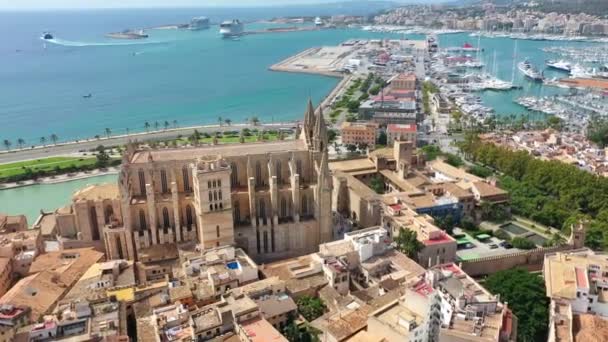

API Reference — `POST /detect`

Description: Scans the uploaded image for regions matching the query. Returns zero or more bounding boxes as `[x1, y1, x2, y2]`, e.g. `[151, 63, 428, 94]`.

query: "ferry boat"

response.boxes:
[220, 20, 244, 38]
[518, 59, 544, 82]
[546, 60, 572, 73]
[189, 17, 210, 31]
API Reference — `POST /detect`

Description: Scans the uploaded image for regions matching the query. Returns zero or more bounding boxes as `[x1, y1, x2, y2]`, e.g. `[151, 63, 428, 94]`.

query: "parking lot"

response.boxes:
[454, 227, 521, 261]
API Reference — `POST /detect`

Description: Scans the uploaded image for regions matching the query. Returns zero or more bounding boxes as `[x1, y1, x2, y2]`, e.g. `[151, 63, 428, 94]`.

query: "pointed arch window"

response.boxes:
[296, 160, 303, 179]
[162, 208, 170, 228]
[280, 197, 287, 218]
[234, 201, 241, 223]
[182, 166, 190, 192]
[186, 205, 193, 227]
[139, 210, 147, 230]
[138, 169, 146, 196]
[160, 169, 168, 193]
[255, 161, 262, 187]
[276, 161, 282, 184]
[231, 163, 238, 187]
[104, 205, 114, 224]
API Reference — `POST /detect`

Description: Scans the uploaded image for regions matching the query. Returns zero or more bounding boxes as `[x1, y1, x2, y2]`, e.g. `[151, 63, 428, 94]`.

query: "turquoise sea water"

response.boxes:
[0, 174, 117, 223]
[0, 9, 418, 146]
[0, 8, 601, 219]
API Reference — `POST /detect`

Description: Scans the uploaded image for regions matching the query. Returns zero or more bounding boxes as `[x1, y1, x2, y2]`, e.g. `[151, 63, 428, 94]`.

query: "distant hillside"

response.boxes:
[532, 0, 608, 16]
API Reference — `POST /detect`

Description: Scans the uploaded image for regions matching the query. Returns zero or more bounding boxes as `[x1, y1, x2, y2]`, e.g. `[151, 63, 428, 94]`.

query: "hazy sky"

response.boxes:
[0, 0, 423, 10]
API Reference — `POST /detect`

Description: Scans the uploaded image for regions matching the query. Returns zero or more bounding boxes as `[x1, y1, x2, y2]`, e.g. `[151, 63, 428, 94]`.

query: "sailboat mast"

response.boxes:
[511, 40, 517, 83]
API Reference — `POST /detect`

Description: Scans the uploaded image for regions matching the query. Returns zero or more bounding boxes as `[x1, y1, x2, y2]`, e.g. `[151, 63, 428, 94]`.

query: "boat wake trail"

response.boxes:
[43, 38, 165, 47]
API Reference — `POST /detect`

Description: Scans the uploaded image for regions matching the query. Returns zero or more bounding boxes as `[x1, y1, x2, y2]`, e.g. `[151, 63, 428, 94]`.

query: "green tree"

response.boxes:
[296, 296, 326, 322]
[511, 237, 536, 250]
[544, 232, 567, 247]
[485, 269, 549, 342]
[224, 118, 232, 126]
[50, 134, 58, 145]
[2, 140, 11, 151]
[346, 100, 360, 113]
[95, 145, 110, 168]
[434, 214, 456, 235]
[218, 116, 223, 126]
[394, 228, 424, 260]
[421, 145, 441, 161]
[546, 116, 563, 131]
[444, 153, 463, 167]
[346, 144, 358, 153]
[163, 121, 170, 130]
[327, 129, 337, 143]
[144, 121, 151, 132]
[16, 138, 25, 149]
[369, 175, 384, 194]
[39, 137, 47, 146]
[250, 116, 260, 126]
[284, 321, 321, 342]
[173, 120, 178, 128]
[154, 121, 160, 131]
[105, 128, 111, 138]
[377, 131, 387, 146]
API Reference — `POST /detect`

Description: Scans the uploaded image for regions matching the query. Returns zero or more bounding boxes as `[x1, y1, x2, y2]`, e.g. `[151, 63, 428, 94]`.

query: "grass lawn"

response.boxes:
[176, 132, 280, 145]
[0, 157, 97, 178]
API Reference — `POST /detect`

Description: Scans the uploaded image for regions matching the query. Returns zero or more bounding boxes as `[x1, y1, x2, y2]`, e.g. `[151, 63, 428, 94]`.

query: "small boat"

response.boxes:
[83, 93, 92, 98]
[546, 60, 572, 73]
[42, 32, 54, 40]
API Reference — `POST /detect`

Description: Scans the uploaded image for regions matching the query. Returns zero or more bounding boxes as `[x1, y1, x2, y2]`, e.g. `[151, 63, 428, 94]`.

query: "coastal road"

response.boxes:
[0, 123, 297, 164]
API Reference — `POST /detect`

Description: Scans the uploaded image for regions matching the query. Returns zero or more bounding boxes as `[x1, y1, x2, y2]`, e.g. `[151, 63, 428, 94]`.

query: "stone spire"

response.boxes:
[304, 98, 315, 142]
[313, 107, 328, 152]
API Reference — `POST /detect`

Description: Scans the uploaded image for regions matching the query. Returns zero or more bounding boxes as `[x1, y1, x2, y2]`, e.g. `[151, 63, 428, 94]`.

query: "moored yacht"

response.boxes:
[518, 59, 544, 82]
[546, 60, 572, 73]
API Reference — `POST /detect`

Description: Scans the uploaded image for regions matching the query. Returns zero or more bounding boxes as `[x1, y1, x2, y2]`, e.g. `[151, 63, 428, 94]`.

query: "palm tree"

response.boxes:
[2, 139, 11, 151]
[250, 116, 260, 126]
[50, 134, 58, 145]
[224, 118, 232, 126]
[172, 120, 178, 128]
[154, 121, 160, 131]
[144, 122, 151, 133]
[17, 138, 25, 149]
[163, 121, 170, 130]
[39, 137, 47, 146]
[126, 127, 130, 135]
[105, 128, 111, 138]
[95, 135, 101, 140]
[218, 116, 223, 126]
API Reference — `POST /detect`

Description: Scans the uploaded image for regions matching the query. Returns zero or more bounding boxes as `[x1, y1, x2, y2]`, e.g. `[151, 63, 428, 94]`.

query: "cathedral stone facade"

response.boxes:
[93, 100, 333, 262]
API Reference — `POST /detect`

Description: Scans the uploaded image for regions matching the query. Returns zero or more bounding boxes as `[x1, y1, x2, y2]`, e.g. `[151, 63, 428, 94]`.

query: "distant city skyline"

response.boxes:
[0, 0, 442, 10]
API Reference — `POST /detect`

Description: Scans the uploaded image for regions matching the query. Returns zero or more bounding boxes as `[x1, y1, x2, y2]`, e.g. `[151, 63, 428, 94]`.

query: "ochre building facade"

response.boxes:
[50, 100, 334, 263]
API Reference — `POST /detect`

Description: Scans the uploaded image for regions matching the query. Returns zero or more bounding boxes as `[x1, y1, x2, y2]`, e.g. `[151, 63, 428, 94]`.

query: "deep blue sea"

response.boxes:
[0, 7, 599, 147]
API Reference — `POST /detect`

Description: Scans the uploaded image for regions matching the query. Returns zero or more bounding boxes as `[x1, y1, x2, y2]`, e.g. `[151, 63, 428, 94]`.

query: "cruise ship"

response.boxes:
[518, 59, 544, 82]
[546, 60, 572, 73]
[219, 20, 244, 38]
[189, 17, 210, 31]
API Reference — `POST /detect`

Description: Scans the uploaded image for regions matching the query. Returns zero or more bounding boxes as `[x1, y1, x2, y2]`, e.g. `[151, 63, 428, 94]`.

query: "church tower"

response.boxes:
[316, 148, 333, 243]
[303, 98, 315, 144]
